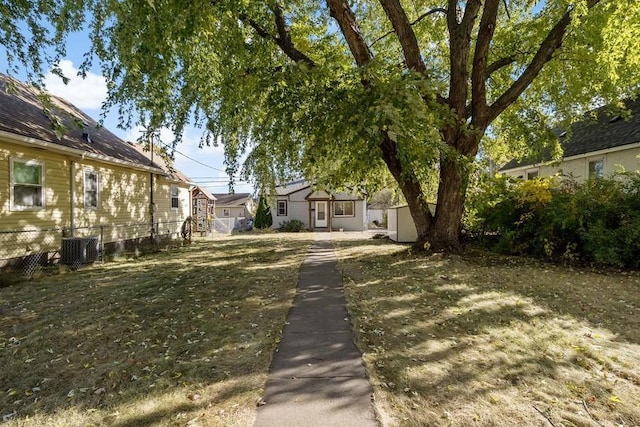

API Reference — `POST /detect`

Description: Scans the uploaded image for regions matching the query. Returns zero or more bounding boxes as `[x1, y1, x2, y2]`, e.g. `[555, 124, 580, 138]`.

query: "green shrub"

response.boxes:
[465, 171, 640, 268]
[279, 219, 306, 232]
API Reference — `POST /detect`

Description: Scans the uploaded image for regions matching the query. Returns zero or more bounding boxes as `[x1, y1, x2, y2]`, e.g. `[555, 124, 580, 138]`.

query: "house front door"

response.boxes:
[315, 201, 328, 228]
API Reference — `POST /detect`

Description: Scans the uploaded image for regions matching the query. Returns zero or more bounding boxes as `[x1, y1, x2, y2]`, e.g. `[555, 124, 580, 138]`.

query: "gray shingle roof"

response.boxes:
[212, 193, 252, 206]
[275, 179, 311, 196]
[501, 97, 640, 171]
[0, 74, 188, 183]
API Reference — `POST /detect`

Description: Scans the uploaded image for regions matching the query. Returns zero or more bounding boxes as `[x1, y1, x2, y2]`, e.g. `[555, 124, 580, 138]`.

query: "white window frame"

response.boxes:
[222, 208, 230, 217]
[83, 169, 100, 209]
[10, 158, 45, 211]
[277, 200, 287, 216]
[587, 157, 604, 179]
[333, 200, 355, 217]
[526, 168, 539, 180]
[171, 185, 179, 210]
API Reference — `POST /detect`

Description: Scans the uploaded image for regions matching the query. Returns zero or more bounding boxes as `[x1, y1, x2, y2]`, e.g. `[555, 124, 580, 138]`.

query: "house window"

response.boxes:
[526, 169, 539, 180]
[277, 200, 287, 216]
[171, 186, 179, 209]
[11, 158, 44, 210]
[84, 169, 100, 208]
[334, 201, 354, 217]
[588, 159, 604, 179]
[222, 208, 230, 217]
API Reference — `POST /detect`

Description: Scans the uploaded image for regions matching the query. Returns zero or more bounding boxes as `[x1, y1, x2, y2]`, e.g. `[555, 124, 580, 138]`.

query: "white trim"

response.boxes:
[277, 200, 287, 216]
[500, 141, 640, 174]
[83, 168, 100, 209]
[525, 168, 540, 180]
[315, 201, 328, 227]
[587, 156, 605, 179]
[10, 157, 45, 211]
[0, 129, 166, 176]
[170, 185, 180, 210]
[333, 200, 355, 217]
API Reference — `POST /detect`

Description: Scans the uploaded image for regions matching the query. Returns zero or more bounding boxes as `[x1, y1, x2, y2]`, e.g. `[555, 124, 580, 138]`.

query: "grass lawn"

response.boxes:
[0, 234, 312, 426]
[332, 235, 640, 427]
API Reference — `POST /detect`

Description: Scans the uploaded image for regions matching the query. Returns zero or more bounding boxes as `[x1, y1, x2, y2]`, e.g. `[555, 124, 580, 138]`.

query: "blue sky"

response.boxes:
[0, 33, 253, 195]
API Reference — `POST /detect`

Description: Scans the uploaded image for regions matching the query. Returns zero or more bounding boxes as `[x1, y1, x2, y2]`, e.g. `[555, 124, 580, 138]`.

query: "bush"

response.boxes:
[254, 195, 273, 229]
[279, 219, 306, 232]
[465, 172, 640, 268]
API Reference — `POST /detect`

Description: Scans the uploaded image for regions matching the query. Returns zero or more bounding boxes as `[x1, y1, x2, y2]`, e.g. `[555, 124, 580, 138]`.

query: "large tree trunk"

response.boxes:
[428, 156, 468, 252]
[411, 132, 479, 253]
[379, 133, 434, 243]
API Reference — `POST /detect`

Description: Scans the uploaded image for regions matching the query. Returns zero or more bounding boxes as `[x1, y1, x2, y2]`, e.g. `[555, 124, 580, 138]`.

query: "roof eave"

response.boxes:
[1, 129, 166, 175]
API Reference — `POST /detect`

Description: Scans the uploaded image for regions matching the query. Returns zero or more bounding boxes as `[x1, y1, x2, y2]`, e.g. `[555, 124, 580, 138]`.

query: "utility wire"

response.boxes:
[154, 138, 235, 175]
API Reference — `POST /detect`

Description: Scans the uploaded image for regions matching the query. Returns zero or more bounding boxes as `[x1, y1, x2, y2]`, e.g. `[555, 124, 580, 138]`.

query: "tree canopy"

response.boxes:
[2, 0, 640, 250]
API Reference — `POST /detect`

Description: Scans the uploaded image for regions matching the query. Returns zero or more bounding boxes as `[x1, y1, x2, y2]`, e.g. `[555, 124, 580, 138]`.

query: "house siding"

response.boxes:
[331, 199, 367, 231]
[271, 186, 366, 231]
[503, 146, 640, 181]
[274, 198, 310, 228]
[214, 206, 246, 218]
[1, 142, 71, 230]
[1, 140, 191, 262]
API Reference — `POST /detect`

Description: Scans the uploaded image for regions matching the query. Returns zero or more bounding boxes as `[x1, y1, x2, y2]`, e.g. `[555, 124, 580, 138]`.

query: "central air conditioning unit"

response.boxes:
[61, 237, 99, 265]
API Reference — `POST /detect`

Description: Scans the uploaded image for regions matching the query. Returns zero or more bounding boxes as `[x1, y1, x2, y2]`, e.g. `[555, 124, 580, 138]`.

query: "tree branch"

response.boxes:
[370, 7, 447, 48]
[238, 5, 316, 67]
[447, 0, 481, 119]
[470, 0, 500, 130]
[488, 0, 602, 122]
[326, 0, 372, 66]
[379, 0, 427, 75]
[485, 54, 519, 79]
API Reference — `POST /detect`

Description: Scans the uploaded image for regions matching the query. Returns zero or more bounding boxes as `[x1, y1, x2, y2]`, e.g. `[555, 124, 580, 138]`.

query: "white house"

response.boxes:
[272, 180, 367, 231]
[501, 98, 640, 180]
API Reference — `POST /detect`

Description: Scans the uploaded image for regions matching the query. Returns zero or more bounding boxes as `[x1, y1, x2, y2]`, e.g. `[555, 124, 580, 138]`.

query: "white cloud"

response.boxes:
[44, 60, 107, 110]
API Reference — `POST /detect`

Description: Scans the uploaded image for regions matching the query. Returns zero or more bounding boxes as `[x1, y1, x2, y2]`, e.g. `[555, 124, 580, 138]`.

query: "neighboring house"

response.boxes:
[501, 98, 640, 180]
[212, 193, 253, 219]
[192, 186, 216, 232]
[0, 74, 191, 267]
[272, 180, 367, 231]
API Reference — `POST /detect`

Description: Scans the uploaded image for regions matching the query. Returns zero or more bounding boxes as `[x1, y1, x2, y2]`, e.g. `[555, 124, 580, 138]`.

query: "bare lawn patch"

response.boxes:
[0, 234, 312, 426]
[333, 237, 640, 426]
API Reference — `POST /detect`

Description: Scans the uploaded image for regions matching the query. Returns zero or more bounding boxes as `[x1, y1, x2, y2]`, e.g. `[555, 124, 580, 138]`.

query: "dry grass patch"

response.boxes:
[0, 233, 312, 426]
[332, 236, 640, 426]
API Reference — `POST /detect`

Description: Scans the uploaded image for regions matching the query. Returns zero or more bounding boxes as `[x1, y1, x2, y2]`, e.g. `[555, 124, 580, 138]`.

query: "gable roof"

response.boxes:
[0, 74, 187, 180]
[275, 179, 311, 196]
[501, 97, 640, 171]
[212, 193, 252, 207]
[192, 186, 216, 200]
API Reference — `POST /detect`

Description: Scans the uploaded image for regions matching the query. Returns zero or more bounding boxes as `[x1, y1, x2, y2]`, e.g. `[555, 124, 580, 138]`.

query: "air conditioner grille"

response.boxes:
[61, 237, 98, 266]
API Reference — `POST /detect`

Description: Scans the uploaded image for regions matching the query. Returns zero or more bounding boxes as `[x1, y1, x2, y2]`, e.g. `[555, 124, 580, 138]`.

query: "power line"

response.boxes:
[153, 139, 233, 174]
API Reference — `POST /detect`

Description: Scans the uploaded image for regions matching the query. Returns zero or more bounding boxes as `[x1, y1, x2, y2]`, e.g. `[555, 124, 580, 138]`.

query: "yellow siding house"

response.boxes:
[0, 75, 191, 268]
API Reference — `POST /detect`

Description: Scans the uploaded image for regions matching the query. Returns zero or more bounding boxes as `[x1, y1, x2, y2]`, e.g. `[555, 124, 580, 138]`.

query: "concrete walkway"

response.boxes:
[254, 234, 377, 427]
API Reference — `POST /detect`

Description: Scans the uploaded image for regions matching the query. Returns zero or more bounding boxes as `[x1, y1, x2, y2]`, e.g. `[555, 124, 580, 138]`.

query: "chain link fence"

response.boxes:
[0, 218, 192, 284]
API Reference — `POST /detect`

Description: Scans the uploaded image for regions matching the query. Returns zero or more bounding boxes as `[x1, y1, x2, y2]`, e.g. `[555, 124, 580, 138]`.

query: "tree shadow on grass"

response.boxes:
[333, 237, 640, 425]
[0, 235, 314, 425]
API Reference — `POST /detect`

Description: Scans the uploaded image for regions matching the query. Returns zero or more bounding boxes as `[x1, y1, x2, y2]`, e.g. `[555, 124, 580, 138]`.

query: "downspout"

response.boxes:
[149, 136, 156, 240]
[70, 160, 76, 237]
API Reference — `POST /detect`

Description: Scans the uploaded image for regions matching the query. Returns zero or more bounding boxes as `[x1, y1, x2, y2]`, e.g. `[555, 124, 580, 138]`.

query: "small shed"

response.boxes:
[387, 203, 435, 243]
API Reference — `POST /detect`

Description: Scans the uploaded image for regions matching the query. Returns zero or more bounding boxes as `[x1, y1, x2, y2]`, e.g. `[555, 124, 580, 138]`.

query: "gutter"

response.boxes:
[500, 141, 640, 174]
[0, 129, 166, 176]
